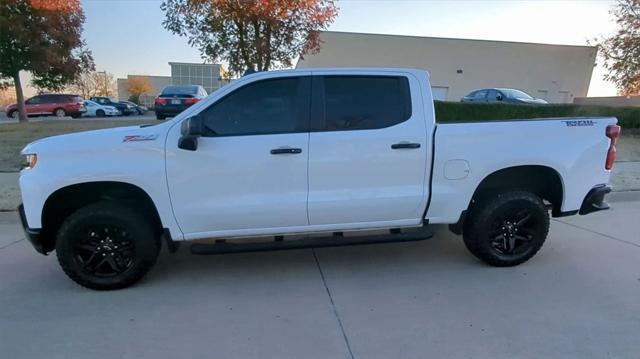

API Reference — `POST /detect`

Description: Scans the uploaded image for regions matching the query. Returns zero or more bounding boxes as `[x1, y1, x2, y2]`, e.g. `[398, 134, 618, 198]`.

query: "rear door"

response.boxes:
[307, 73, 429, 226]
[487, 90, 501, 103]
[45, 95, 64, 114]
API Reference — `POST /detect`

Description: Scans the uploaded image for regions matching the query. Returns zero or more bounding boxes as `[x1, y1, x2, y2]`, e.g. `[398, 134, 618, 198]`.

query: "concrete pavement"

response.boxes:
[0, 196, 639, 359]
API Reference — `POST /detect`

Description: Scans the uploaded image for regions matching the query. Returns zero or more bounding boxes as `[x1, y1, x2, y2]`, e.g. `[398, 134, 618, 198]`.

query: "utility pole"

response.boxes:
[98, 71, 108, 97]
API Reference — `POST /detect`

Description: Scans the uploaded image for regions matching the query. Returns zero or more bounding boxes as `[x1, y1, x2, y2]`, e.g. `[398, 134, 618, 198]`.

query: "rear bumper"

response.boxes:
[579, 185, 612, 215]
[18, 204, 48, 255]
[155, 108, 188, 116]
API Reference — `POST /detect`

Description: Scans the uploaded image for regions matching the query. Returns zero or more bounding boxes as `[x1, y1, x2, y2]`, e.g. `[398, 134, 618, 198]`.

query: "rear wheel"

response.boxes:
[56, 202, 160, 290]
[7, 110, 17, 119]
[156, 113, 165, 120]
[463, 191, 549, 267]
[54, 108, 66, 118]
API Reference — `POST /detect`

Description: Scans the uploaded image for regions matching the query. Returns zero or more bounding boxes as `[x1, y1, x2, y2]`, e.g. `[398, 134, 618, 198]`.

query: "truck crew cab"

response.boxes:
[19, 68, 619, 290]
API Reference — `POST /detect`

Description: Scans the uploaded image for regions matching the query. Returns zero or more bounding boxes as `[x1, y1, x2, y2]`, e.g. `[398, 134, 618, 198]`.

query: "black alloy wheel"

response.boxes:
[56, 201, 159, 290]
[463, 191, 550, 267]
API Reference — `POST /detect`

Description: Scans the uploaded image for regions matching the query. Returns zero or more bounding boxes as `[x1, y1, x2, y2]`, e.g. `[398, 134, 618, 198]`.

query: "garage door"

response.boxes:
[431, 87, 449, 101]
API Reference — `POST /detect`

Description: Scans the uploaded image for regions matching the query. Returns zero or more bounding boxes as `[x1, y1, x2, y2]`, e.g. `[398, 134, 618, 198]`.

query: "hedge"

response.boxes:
[434, 102, 640, 129]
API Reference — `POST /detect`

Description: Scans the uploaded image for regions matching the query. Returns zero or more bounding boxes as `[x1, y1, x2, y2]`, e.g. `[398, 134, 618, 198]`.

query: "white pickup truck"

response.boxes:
[18, 68, 620, 290]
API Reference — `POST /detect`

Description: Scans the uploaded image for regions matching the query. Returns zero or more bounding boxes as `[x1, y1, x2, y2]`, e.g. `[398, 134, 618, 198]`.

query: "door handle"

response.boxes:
[270, 148, 302, 155]
[391, 143, 421, 149]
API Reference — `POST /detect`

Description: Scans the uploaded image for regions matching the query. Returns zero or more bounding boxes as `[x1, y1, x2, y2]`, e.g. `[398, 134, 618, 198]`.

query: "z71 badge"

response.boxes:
[562, 120, 595, 127]
[122, 134, 158, 142]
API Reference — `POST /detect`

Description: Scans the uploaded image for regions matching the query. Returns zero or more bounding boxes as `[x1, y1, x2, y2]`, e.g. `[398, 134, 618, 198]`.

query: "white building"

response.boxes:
[296, 32, 597, 103]
[117, 62, 224, 106]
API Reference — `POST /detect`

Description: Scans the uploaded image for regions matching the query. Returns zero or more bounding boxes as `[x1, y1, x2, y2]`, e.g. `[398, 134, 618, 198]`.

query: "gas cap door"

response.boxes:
[444, 159, 470, 180]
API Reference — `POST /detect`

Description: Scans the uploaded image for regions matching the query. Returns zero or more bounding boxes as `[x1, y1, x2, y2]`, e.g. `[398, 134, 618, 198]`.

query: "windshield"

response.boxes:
[500, 89, 533, 100]
[161, 86, 198, 95]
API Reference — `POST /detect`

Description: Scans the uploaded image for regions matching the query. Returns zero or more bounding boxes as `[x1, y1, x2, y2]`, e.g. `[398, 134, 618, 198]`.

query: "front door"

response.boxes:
[307, 73, 429, 226]
[166, 75, 311, 238]
[24, 96, 42, 115]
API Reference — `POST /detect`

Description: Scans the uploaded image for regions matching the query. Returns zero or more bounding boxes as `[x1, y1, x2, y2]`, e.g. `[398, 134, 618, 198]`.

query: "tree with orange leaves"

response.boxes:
[125, 76, 154, 104]
[0, 0, 93, 122]
[161, 0, 338, 77]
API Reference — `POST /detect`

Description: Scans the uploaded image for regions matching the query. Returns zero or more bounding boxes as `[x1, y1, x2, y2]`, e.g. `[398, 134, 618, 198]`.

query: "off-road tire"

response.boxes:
[463, 191, 549, 267]
[56, 201, 160, 290]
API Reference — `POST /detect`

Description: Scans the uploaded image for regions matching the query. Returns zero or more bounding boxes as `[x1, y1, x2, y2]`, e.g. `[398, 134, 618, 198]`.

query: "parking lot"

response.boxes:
[0, 112, 159, 124]
[0, 192, 638, 359]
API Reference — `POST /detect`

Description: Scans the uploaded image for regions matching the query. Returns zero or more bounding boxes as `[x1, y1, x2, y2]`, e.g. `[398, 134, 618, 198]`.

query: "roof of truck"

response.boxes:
[242, 67, 431, 79]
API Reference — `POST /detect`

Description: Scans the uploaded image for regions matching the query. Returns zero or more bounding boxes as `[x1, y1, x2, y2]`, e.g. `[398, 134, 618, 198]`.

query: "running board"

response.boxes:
[190, 228, 433, 255]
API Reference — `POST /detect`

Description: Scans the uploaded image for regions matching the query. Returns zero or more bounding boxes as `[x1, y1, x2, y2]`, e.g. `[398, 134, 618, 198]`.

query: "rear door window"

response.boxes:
[40, 95, 57, 103]
[487, 90, 500, 101]
[317, 76, 412, 131]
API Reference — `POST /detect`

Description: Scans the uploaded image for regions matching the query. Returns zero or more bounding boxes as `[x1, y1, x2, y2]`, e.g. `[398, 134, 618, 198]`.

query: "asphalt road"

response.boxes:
[0, 194, 639, 359]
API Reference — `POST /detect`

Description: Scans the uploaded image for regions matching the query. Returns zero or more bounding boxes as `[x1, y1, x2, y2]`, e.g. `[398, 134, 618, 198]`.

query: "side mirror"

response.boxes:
[178, 115, 203, 151]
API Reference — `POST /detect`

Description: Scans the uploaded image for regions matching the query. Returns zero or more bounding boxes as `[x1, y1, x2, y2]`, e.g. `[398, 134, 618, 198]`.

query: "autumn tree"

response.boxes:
[595, 0, 640, 95]
[64, 71, 117, 99]
[0, 86, 17, 110]
[161, 0, 338, 76]
[124, 76, 153, 104]
[0, 0, 93, 122]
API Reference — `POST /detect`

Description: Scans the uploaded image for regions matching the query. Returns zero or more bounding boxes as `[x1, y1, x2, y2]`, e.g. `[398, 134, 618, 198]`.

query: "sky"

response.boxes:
[59, 0, 620, 96]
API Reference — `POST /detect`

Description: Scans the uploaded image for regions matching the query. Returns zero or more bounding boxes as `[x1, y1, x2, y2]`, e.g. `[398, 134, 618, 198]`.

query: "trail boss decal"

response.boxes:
[562, 120, 595, 127]
[123, 134, 158, 142]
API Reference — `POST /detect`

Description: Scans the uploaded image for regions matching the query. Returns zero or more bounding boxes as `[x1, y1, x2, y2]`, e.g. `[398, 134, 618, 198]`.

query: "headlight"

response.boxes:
[23, 154, 38, 170]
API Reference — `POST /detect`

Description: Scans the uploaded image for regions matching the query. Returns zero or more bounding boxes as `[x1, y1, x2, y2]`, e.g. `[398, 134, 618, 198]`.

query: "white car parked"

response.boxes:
[83, 100, 120, 117]
[18, 68, 620, 290]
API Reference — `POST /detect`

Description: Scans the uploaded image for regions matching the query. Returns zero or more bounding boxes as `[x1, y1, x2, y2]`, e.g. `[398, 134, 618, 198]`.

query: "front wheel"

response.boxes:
[463, 191, 549, 267]
[56, 202, 160, 290]
[96, 109, 105, 117]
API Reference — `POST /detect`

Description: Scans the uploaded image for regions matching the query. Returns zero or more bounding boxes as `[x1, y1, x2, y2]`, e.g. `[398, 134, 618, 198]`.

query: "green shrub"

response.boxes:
[434, 102, 640, 129]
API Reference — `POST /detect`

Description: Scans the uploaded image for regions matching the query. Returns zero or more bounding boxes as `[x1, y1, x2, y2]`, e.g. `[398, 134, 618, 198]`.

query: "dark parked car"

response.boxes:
[461, 88, 548, 104]
[90, 97, 136, 115]
[5, 94, 86, 119]
[154, 85, 208, 120]
[121, 101, 148, 115]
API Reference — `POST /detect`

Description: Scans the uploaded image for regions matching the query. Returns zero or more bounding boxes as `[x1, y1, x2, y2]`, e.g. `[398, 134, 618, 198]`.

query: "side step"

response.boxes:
[190, 227, 433, 255]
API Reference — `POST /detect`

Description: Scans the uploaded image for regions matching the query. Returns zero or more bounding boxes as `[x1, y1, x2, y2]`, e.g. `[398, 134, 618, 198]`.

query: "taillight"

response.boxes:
[155, 98, 167, 105]
[605, 124, 621, 170]
[184, 98, 199, 105]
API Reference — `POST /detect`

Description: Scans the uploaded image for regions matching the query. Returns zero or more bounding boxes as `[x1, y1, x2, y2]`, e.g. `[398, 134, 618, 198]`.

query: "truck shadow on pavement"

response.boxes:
[143, 225, 486, 288]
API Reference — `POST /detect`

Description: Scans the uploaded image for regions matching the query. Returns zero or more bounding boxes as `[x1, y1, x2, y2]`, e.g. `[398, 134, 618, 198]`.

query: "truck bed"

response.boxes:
[426, 116, 617, 223]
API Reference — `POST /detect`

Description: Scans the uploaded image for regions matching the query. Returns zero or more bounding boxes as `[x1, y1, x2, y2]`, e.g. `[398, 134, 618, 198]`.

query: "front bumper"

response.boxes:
[579, 185, 612, 215]
[18, 204, 48, 255]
